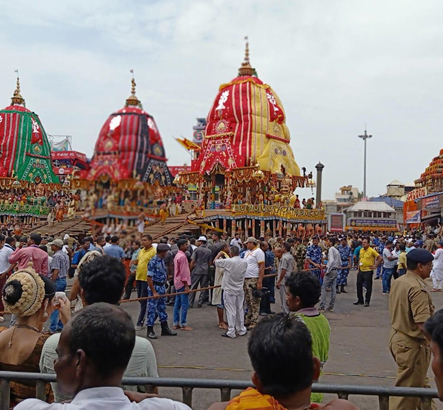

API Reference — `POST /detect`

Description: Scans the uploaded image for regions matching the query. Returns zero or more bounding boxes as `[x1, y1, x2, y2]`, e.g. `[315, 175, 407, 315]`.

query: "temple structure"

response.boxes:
[0, 76, 59, 221]
[77, 74, 174, 228]
[175, 41, 325, 237]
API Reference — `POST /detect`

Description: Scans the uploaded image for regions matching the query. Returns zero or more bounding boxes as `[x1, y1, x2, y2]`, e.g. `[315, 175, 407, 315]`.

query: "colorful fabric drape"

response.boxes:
[87, 106, 173, 185]
[0, 105, 58, 183]
[226, 388, 320, 410]
[192, 73, 301, 177]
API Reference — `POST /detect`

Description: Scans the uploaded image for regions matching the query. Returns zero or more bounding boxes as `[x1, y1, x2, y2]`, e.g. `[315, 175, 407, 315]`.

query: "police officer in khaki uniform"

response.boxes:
[389, 248, 435, 410]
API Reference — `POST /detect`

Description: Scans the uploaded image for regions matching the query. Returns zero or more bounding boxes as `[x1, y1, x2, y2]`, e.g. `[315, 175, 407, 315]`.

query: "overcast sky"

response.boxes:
[1, 0, 442, 200]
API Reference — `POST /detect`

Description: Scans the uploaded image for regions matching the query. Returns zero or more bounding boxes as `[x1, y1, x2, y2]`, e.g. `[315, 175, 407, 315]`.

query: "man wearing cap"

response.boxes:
[188, 236, 212, 308]
[243, 237, 265, 330]
[389, 248, 435, 410]
[146, 243, 177, 339]
[49, 239, 70, 333]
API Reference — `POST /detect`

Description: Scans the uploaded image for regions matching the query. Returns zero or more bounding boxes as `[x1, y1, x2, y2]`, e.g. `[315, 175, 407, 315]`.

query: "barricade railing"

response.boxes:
[0, 371, 438, 410]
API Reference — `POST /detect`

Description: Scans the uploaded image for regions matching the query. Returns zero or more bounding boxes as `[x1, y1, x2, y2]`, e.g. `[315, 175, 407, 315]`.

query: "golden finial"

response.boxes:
[11, 69, 25, 106]
[126, 69, 141, 107]
[238, 36, 255, 77]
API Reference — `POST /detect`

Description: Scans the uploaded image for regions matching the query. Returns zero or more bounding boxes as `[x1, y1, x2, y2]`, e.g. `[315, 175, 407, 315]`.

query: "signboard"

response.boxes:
[51, 151, 87, 163]
[422, 195, 441, 209]
[348, 218, 397, 228]
[406, 210, 421, 224]
[407, 187, 427, 201]
[328, 213, 345, 232]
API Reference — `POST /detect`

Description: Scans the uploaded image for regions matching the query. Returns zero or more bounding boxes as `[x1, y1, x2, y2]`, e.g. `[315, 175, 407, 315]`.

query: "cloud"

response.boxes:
[1, 0, 443, 199]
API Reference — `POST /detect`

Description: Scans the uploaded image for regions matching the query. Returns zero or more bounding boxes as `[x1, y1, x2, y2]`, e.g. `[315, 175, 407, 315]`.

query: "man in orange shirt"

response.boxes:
[353, 238, 382, 307]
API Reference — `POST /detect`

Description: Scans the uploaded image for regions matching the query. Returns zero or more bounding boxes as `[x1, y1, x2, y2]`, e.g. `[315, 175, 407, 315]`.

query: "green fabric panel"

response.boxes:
[12, 111, 58, 183]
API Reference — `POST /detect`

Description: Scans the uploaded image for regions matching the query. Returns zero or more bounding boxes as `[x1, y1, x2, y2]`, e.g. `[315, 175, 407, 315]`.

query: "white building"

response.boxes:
[344, 201, 397, 232]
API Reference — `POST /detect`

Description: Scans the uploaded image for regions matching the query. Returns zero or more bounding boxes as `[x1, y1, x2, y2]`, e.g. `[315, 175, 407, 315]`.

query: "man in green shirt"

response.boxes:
[285, 272, 330, 403]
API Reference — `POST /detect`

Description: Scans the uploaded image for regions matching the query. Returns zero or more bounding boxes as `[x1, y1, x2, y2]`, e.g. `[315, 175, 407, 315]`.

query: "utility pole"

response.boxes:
[358, 129, 372, 198]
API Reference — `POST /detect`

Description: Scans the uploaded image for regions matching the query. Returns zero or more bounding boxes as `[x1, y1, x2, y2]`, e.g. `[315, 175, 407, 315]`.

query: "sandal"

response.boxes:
[180, 326, 193, 331]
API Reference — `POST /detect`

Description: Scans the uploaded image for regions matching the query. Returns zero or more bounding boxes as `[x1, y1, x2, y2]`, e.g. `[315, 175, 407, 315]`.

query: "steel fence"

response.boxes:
[0, 371, 438, 410]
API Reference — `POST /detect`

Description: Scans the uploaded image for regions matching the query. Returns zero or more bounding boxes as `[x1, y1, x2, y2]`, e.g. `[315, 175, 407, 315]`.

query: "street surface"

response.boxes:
[120, 270, 443, 410]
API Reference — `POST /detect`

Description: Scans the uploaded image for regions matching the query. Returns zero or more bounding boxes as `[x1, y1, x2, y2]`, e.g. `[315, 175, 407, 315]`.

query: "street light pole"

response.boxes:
[358, 129, 372, 198]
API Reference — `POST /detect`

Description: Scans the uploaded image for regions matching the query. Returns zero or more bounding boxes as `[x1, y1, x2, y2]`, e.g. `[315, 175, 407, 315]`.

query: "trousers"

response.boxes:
[382, 267, 395, 293]
[356, 270, 373, 304]
[432, 275, 443, 290]
[188, 273, 209, 306]
[50, 277, 67, 332]
[320, 272, 337, 309]
[278, 276, 289, 314]
[244, 278, 260, 326]
[124, 273, 136, 300]
[147, 285, 167, 326]
[173, 286, 189, 327]
[224, 291, 247, 338]
[136, 280, 148, 326]
[389, 330, 434, 410]
[337, 262, 349, 286]
[260, 275, 274, 314]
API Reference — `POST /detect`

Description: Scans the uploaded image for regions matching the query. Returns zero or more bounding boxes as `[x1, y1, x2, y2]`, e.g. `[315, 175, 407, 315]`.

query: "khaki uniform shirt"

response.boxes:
[389, 271, 434, 341]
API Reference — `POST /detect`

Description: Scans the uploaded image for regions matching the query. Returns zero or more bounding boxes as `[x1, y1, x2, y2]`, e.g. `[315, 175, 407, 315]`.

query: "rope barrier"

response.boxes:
[120, 273, 279, 304]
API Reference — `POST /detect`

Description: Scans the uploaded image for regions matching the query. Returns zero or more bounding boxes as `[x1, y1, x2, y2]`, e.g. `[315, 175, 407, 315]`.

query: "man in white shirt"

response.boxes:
[243, 237, 265, 330]
[230, 232, 243, 250]
[319, 237, 341, 312]
[40, 256, 159, 402]
[214, 246, 248, 339]
[17, 303, 189, 410]
[275, 242, 294, 314]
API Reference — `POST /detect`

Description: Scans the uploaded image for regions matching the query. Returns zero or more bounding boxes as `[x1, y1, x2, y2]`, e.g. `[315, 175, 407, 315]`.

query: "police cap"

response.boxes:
[407, 248, 434, 264]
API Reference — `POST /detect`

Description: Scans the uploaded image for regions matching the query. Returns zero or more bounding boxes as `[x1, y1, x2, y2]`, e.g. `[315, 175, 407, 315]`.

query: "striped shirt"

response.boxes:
[50, 250, 70, 279]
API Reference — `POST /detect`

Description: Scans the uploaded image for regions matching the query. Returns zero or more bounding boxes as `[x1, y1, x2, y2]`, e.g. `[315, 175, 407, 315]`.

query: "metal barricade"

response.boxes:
[0, 371, 438, 410]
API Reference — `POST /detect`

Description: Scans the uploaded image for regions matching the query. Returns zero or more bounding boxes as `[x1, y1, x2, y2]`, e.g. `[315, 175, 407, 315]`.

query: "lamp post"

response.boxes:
[358, 129, 372, 198]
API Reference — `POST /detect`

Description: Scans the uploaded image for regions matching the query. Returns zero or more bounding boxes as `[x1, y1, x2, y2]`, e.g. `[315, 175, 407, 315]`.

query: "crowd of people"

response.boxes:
[1, 225, 443, 408]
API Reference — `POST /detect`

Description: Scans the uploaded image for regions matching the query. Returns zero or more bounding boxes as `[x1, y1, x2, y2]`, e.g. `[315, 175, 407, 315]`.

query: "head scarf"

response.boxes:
[2, 265, 45, 317]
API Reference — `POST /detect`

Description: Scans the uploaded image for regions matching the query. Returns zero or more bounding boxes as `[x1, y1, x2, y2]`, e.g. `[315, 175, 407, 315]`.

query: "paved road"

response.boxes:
[120, 270, 443, 410]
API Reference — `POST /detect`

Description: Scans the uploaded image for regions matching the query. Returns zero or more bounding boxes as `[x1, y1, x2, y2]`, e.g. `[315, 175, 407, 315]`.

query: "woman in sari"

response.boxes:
[0, 265, 57, 406]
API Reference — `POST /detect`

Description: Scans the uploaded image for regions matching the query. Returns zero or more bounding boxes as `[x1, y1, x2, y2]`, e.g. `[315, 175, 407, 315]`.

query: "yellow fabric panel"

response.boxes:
[250, 84, 300, 176]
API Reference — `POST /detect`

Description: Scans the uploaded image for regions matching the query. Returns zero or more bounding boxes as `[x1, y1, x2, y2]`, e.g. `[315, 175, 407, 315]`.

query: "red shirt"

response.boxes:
[9, 245, 49, 276]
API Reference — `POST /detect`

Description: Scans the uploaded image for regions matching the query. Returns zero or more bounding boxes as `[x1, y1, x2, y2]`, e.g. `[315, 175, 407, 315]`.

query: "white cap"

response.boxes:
[198, 235, 207, 242]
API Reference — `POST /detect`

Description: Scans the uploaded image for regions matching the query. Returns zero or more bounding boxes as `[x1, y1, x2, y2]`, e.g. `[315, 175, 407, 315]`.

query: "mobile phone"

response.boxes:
[53, 291, 68, 307]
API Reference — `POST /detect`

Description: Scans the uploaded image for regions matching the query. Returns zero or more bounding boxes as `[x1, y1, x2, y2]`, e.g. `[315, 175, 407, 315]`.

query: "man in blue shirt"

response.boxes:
[71, 239, 90, 269]
[104, 235, 126, 260]
[306, 236, 323, 282]
[146, 244, 177, 339]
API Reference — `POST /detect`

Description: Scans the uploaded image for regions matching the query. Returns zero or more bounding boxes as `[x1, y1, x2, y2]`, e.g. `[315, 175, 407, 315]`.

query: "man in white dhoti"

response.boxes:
[431, 241, 443, 292]
[214, 246, 248, 339]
